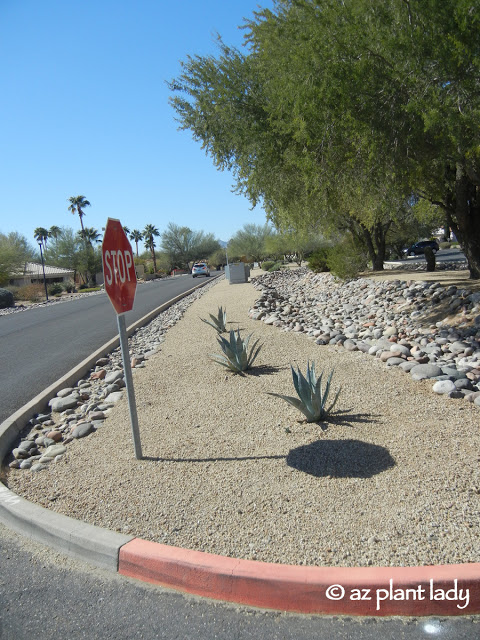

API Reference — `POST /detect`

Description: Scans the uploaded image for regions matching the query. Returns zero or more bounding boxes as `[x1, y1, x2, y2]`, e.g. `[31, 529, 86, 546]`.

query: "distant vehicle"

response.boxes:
[403, 240, 440, 256]
[192, 262, 210, 277]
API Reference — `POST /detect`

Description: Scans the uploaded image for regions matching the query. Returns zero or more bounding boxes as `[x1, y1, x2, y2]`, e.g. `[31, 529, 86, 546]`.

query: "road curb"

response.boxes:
[1, 273, 480, 616]
[118, 538, 480, 616]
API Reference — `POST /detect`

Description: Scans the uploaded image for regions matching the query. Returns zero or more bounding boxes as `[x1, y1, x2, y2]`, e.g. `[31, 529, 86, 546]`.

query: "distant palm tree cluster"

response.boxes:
[34, 195, 157, 259]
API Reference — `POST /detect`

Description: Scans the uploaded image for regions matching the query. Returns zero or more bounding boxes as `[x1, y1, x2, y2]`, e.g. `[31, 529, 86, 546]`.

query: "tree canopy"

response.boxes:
[160, 222, 220, 269]
[169, 0, 480, 275]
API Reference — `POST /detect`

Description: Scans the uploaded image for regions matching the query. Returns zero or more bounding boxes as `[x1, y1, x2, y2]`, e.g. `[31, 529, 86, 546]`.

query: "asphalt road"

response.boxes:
[0, 274, 218, 424]
[392, 248, 466, 265]
[1, 524, 479, 640]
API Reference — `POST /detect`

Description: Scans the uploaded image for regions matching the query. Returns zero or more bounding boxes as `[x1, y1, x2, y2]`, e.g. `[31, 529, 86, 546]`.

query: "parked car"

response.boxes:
[403, 240, 440, 256]
[192, 262, 210, 277]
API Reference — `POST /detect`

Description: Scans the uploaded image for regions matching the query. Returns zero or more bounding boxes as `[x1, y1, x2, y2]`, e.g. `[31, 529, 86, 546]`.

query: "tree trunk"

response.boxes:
[358, 221, 388, 271]
[454, 163, 480, 279]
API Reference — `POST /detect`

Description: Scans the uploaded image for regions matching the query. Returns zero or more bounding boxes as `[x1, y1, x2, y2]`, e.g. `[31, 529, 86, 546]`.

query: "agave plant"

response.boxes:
[268, 361, 341, 423]
[210, 329, 262, 373]
[200, 306, 227, 333]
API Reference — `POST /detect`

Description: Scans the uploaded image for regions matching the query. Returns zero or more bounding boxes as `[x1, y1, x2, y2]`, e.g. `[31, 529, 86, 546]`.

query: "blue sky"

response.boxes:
[0, 0, 274, 248]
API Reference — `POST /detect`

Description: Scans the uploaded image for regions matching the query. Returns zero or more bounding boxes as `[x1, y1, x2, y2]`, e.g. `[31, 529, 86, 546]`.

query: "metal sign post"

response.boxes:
[102, 218, 142, 459]
[116, 313, 142, 459]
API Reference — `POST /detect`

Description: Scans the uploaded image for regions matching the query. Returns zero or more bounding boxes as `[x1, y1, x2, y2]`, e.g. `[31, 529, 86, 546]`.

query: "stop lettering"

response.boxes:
[102, 218, 137, 314]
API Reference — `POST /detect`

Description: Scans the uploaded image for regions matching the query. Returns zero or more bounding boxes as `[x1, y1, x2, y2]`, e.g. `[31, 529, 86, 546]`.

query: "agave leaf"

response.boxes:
[209, 353, 236, 370]
[322, 369, 335, 407]
[326, 386, 342, 414]
[248, 338, 262, 366]
[295, 366, 314, 416]
[267, 392, 314, 420]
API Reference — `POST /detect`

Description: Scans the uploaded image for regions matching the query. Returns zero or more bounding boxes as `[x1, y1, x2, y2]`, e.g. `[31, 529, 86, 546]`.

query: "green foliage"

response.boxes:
[326, 238, 368, 280]
[201, 306, 227, 333]
[143, 224, 160, 273]
[208, 247, 228, 269]
[48, 282, 64, 296]
[63, 280, 75, 293]
[307, 248, 330, 273]
[68, 196, 91, 231]
[161, 222, 220, 270]
[78, 286, 101, 293]
[260, 261, 276, 271]
[0, 288, 14, 309]
[169, 0, 480, 276]
[210, 329, 262, 373]
[227, 224, 275, 263]
[0, 231, 37, 285]
[267, 262, 284, 272]
[268, 362, 341, 425]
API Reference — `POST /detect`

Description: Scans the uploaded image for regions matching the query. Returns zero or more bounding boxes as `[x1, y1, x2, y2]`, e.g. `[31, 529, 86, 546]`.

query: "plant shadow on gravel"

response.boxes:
[325, 411, 381, 428]
[246, 364, 286, 377]
[286, 439, 395, 478]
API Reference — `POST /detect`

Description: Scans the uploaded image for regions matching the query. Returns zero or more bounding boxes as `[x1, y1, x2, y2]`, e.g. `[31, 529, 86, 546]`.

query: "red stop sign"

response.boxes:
[102, 218, 137, 314]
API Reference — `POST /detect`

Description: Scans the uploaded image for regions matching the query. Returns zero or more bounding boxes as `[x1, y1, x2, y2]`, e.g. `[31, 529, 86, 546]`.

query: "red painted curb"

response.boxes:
[119, 538, 480, 616]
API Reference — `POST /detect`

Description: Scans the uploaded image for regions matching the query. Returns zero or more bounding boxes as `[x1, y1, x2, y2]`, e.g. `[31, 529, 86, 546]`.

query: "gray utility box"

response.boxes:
[225, 263, 250, 284]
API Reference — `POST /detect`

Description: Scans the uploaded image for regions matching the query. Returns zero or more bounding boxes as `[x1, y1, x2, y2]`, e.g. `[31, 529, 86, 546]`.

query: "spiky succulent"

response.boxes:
[200, 306, 227, 333]
[268, 361, 341, 423]
[210, 329, 262, 373]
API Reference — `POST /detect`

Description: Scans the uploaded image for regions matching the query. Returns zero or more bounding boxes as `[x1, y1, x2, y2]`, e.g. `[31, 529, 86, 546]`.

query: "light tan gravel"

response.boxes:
[6, 274, 480, 568]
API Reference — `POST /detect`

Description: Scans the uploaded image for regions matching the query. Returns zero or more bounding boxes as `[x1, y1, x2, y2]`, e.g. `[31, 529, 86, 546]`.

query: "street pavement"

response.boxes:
[1, 524, 479, 639]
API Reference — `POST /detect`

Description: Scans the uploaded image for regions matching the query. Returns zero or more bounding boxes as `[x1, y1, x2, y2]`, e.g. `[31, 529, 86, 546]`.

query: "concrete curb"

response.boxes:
[1, 273, 480, 615]
[0, 483, 132, 571]
[118, 539, 480, 616]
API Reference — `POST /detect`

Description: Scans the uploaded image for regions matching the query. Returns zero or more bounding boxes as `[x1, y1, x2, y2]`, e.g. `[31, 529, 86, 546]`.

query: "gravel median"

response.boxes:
[6, 274, 480, 568]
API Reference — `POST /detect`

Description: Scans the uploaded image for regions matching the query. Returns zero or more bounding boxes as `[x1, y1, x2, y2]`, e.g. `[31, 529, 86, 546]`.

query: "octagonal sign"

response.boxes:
[102, 218, 137, 314]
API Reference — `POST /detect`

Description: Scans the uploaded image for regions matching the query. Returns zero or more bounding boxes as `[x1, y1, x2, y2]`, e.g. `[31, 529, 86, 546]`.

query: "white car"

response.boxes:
[192, 262, 210, 277]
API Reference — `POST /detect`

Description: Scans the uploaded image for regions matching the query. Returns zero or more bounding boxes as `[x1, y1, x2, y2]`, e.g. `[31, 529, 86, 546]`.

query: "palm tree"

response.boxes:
[48, 225, 61, 241]
[78, 227, 102, 246]
[68, 195, 91, 235]
[143, 224, 159, 273]
[123, 226, 130, 235]
[129, 229, 143, 257]
[33, 227, 49, 251]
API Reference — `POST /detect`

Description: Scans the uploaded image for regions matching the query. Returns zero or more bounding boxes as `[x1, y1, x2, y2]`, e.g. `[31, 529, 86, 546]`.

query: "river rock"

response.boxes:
[49, 395, 79, 412]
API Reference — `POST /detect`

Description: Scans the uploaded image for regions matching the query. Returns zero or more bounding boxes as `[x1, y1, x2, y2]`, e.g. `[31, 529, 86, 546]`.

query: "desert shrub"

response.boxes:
[267, 262, 284, 272]
[5, 286, 20, 300]
[0, 288, 14, 309]
[261, 261, 276, 271]
[48, 282, 64, 296]
[16, 284, 44, 302]
[307, 248, 330, 273]
[78, 286, 101, 293]
[326, 238, 368, 280]
[63, 280, 75, 293]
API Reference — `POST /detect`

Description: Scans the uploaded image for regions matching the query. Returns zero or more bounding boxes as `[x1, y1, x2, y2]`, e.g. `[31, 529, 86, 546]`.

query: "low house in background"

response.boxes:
[9, 262, 75, 287]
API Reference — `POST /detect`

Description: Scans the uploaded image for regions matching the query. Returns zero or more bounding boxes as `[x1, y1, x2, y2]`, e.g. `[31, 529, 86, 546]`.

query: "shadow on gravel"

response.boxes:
[286, 439, 395, 478]
[327, 411, 381, 428]
[248, 364, 286, 376]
